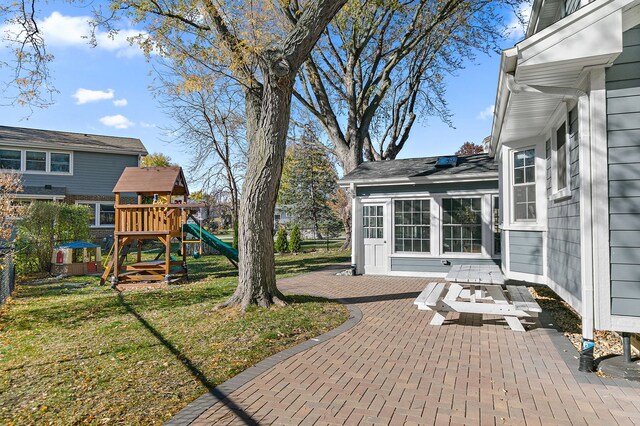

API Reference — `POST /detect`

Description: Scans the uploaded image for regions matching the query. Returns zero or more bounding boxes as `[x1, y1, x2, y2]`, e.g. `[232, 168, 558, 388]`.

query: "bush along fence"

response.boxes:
[273, 224, 345, 253]
[0, 246, 16, 308]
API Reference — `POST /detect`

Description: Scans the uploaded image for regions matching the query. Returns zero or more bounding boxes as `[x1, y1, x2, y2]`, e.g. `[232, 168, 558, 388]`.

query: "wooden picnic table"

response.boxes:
[414, 264, 541, 332]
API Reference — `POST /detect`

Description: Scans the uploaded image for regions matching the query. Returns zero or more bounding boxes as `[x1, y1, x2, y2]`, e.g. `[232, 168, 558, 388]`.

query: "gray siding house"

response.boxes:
[0, 125, 147, 241]
[490, 0, 640, 354]
[343, 0, 640, 366]
[339, 154, 500, 276]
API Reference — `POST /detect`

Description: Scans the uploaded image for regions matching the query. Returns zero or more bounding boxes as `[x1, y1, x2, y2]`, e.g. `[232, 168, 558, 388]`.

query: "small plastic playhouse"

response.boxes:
[51, 241, 102, 276]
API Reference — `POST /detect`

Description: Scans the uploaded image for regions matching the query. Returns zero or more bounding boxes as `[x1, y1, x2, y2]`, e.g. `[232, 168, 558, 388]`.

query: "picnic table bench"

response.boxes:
[414, 265, 541, 332]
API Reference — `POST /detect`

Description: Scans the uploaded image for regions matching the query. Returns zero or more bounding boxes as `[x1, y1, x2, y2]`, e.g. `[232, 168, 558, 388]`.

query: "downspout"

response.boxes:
[350, 183, 358, 275]
[506, 74, 596, 372]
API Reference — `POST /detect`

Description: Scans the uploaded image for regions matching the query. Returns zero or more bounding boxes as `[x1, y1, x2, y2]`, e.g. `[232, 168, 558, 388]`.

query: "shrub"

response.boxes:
[289, 224, 301, 253]
[15, 202, 91, 274]
[274, 226, 289, 253]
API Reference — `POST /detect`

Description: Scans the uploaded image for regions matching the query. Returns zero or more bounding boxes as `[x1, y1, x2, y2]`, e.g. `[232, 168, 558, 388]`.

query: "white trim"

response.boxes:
[589, 68, 612, 330]
[610, 315, 640, 333]
[390, 197, 433, 256]
[0, 146, 73, 175]
[505, 270, 547, 285]
[383, 271, 448, 279]
[339, 172, 498, 187]
[510, 146, 538, 223]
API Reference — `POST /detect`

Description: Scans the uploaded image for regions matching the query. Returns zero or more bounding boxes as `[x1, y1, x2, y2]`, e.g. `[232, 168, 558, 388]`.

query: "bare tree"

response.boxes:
[157, 71, 247, 229]
[296, 0, 518, 169]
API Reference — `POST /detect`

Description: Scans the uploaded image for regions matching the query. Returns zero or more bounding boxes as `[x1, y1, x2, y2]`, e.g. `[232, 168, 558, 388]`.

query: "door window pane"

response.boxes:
[0, 149, 21, 170]
[363, 205, 383, 239]
[26, 151, 46, 171]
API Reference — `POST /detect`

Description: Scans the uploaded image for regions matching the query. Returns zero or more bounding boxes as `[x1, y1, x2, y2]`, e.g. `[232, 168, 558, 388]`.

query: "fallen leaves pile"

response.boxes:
[528, 285, 623, 359]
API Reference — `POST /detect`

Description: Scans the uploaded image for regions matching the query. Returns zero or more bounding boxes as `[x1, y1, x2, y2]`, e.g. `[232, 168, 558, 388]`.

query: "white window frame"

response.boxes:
[550, 108, 571, 199]
[511, 147, 537, 223]
[391, 198, 432, 255]
[492, 195, 501, 256]
[76, 201, 115, 228]
[0, 146, 73, 175]
[441, 196, 484, 255]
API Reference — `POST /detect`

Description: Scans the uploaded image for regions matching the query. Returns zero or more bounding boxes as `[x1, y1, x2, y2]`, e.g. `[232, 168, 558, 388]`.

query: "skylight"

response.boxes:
[435, 156, 458, 168]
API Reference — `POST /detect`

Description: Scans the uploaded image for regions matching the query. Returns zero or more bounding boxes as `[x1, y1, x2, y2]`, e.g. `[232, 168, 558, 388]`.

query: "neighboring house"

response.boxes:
[274, 205, 293, 229]
[339, 154, 500, 276]
[491, 0, 640, 348]
[0, 125, 148, 242]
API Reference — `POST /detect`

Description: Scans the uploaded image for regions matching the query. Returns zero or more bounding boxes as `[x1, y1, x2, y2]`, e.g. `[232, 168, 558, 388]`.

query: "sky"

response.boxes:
[0, 3, 529, 186]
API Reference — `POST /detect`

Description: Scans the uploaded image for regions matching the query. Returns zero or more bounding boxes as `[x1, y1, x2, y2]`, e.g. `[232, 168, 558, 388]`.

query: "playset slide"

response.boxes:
[182, 223, 239, 263]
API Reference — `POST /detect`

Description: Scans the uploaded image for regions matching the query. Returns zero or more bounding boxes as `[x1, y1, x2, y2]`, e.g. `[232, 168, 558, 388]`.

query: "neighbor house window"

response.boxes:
[394, 200, 430, 253]
[50, 153, 71, 173]
[77, 202, 115, 227]
[0, 149, 21, 170]
[25, 151, 46, 171]
[363, 205, 383, 238]
[0, 148, 72, 174]
[513, 149, 536, 221]
[442, 198, 482, 253]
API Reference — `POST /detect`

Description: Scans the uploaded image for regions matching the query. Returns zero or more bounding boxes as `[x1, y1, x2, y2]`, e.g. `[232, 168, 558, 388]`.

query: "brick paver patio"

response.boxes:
[169, 267, 640, 425]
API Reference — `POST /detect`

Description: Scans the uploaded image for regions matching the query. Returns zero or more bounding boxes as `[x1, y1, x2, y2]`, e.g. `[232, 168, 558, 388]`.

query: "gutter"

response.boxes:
[505, 73, 596, 372]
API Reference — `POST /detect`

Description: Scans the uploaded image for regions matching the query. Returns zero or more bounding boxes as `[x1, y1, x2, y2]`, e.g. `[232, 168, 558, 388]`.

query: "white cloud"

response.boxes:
[113, 98, 128, 107]
[140, 121, 156, 128]
[100, 114, 134, 129]
[506, 1, 533, 40]
[477, 104, 495, 120]
[1, 11, 148, 58]
[72, 88, 114, 104]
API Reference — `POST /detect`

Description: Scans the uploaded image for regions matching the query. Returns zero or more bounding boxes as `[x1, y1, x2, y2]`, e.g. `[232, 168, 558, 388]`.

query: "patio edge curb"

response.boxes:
[164, 300, 363, 426]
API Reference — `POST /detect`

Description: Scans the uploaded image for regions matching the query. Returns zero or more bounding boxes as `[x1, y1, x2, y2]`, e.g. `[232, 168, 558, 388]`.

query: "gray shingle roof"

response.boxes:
[0, 125, 147, 155]
[339, 153, 498, 184]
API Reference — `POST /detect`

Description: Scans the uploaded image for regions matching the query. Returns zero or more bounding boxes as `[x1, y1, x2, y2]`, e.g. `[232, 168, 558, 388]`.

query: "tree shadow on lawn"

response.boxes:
[7, 280, 237, 331]
[116, 292, 259, 425]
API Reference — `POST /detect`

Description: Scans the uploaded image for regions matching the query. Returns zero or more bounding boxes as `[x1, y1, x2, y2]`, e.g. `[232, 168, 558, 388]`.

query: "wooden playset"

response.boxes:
[100, 167, 204, 286]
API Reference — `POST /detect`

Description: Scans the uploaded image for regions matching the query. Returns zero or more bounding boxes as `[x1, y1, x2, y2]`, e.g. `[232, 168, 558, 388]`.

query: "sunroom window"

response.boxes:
[442, 198, 482, 253]
[513, 149, 536, 221]
[394, 200, 430, 253]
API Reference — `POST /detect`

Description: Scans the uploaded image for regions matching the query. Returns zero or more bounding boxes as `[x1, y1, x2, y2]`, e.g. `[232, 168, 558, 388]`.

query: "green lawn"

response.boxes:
[0, 250, 350, 425]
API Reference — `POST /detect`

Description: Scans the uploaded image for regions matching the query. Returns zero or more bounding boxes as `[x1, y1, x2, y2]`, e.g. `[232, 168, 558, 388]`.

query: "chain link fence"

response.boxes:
[0, 247, 16, 308]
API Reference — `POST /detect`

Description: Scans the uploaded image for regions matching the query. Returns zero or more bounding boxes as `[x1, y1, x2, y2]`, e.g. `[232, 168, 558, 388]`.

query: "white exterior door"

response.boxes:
[363, 204, 387, 274]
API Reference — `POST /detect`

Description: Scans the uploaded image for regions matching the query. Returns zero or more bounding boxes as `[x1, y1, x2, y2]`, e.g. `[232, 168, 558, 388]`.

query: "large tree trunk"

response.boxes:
[335, 136, 363, 251]
[223, 68, 292, 309]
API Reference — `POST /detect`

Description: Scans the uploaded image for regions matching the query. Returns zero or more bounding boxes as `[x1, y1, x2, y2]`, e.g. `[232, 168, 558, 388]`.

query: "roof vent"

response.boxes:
[435, 156, 458, 168]
[44, 185, 52, 189]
